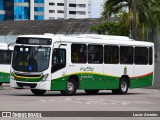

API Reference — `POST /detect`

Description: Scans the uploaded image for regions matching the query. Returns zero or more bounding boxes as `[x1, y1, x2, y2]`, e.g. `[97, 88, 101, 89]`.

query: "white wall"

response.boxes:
[44, 0, 91, 20]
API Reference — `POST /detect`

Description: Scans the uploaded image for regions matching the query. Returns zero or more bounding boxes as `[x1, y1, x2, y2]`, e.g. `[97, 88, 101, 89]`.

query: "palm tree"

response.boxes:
[102, 0, 152, 22]
[102, 0, 154, 39]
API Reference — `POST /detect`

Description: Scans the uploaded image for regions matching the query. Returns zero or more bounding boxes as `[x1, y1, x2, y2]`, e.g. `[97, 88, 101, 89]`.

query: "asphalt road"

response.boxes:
[152, 62, 160, 89]
[0, 84, 160, 120]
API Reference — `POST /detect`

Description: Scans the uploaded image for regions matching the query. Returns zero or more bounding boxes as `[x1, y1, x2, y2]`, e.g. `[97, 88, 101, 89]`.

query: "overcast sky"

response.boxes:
[91, 0, 106, 18]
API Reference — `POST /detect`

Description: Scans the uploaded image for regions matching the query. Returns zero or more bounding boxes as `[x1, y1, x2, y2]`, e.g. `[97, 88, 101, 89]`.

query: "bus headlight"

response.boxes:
[10, 72, 15, 80]
[42, 74, 48, 81]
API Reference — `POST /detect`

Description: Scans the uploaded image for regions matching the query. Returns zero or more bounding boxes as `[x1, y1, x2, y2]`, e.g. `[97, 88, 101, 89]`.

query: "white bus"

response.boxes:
[10, 34, 154, 95]
[0, 43, 13, 86]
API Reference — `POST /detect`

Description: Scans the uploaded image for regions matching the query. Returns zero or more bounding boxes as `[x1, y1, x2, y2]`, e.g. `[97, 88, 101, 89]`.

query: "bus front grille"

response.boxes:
[16, 82, 37, 88]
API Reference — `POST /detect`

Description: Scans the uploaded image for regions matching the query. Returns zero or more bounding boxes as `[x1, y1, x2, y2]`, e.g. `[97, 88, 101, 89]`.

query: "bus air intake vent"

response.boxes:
[15, 73, 41, 78]
[16, 82, 37, 88]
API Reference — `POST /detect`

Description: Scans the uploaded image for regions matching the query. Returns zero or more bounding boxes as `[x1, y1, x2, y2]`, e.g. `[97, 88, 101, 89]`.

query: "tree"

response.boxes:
[102, 0, 154, 39]
[91, 15, 129, 36]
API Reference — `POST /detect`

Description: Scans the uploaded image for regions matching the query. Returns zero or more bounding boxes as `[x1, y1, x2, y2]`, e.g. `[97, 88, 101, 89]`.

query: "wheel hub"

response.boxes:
[121, 81, 127, 92]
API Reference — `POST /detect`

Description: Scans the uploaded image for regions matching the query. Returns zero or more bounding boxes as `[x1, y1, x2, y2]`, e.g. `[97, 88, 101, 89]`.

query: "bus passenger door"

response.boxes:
[51, 43, 67, 90]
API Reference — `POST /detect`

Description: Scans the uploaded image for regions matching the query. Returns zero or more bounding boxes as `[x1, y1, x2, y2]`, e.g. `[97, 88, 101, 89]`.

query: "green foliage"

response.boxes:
[92, 12, 130, 36]
[91, 21, 129, 36]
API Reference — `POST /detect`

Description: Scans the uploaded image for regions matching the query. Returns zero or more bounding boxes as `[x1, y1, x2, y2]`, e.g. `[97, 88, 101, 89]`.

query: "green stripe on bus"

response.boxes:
[0, 72, 10, 83]
[51, 72, 153, 90]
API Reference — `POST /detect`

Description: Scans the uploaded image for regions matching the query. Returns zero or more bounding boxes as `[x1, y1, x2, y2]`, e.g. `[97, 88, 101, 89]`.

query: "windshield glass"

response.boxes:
[12, 46, 51, 72]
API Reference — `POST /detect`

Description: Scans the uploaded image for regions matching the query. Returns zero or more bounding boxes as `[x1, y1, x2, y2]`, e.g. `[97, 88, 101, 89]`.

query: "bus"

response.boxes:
[10, 34, 154, 95]
[0, 43, 13, 86]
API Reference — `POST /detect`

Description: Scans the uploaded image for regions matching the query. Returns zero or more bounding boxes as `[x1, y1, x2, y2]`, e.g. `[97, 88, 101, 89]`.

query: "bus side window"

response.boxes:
[120, 46, 133, 64]
[135, 47, 148, 65]
[0, 50, 12, 64]
[0, 50, 3, 64]
[149, 47, 153, 65]
[71, 44, 87, 63]
[104, 45, 119, 64]
[88, 45, 103, 64]
[52, 49, 66, 73]
[4, 50, 12, 64]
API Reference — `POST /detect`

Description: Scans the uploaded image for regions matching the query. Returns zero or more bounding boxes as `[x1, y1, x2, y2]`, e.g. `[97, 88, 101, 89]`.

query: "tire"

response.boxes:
[0, 83, 2, 86]
[112, 77, 129, 94]
[60, 78, 77, 96]
[85, 90, 99, 95]
[31, 89, 46, 96]
[111, 89, 119, 94]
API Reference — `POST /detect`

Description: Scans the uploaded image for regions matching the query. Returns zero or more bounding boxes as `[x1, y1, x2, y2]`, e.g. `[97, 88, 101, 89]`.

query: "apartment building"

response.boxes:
[44, 0, 91, 20]
[0, 0, 106, 21]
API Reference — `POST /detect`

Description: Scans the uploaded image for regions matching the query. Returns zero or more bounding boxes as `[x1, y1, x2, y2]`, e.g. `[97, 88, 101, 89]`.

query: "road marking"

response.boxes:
[39, 98, 152, 106]
[39, 99, 47, 103]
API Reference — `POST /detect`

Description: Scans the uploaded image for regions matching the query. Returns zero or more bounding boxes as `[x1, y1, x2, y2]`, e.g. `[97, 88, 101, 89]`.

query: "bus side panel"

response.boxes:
[50, 67, 68, 91]
[103, 64, 134, 89]
[131, 65, 153, 88]
[0, 65, 10, 83]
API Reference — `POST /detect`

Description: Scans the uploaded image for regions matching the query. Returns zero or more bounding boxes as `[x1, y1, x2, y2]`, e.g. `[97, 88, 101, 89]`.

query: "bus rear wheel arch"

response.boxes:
[60, 77, 78, 96]
[112, 77, 129, 94]
[31, 89, 46, 96]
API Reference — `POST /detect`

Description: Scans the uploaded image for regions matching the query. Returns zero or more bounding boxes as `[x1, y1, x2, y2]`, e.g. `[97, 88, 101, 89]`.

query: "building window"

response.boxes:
[34, 15, 44, 20]
[49, 10, 55, 13]
[104, 45, 119, 64]
[49, 2, 55, 6]
[57, 3, 64, 6]
[14, 6, 30, 20]
[57, 10, 64, 13]
[135, 47, 148, 65]
[88, 45, 103, 64]
[34, 7, 44, 12]
[120, 46, 133, 64]
[0, 15, 5, 21]
[69, 4, 76, 7]
[69, 11, 76, 15]
[78, 4, 86, 7]
[34, 0, 44, 3]
[14, 0, 30, 2]
[77, 11, 86, 15]
[71, 44, 87, 63]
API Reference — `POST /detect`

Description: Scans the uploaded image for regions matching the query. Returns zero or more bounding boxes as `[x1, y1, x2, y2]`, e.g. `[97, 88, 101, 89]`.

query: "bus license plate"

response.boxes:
[23, 86, 30, 89]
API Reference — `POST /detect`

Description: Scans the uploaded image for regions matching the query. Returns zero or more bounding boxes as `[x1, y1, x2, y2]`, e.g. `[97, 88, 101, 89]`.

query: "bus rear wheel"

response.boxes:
[60, 78, 77, 96]
[31, 89, 46, 96]
[112, 77, 129, 94]
[0, 82, 2, 86]
[85, 90, 99, 95]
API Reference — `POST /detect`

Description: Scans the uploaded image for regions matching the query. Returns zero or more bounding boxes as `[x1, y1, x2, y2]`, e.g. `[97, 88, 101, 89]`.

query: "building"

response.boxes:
[32, 0, 91, 20]
[0, 0, 107, 21]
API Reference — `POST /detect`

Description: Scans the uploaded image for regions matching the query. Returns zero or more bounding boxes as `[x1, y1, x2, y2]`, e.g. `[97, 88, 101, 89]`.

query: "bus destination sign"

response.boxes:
[16, 38, 52, 45]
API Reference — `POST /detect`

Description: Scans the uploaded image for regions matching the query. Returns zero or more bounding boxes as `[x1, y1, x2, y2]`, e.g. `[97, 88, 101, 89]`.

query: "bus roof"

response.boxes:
[17, 34, 154, 47]
[0, 42, 14, 50]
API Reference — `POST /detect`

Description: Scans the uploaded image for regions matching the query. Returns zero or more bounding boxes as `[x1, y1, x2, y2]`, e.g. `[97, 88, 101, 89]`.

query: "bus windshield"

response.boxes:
[12, 46, 51, 72]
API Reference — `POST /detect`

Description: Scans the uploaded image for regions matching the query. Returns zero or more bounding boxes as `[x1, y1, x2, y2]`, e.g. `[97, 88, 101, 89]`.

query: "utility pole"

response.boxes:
[132, 0, 137, 39]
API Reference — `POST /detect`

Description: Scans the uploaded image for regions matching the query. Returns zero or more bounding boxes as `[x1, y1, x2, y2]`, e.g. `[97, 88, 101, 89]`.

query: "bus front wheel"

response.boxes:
[31, 89, 46, 96]
[60, 78, 77, 96]
[112, 77, 129, 94]
[0, 82, 2, 86]
[85, 90, 99, 95]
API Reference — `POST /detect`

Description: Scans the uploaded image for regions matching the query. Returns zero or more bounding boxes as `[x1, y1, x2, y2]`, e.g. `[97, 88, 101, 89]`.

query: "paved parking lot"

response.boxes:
[0, 84, 160, 120]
